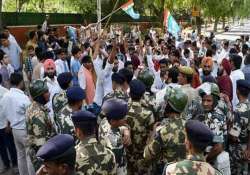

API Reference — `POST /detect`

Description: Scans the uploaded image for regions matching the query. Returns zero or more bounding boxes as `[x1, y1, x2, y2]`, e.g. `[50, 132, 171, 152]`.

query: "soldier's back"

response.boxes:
[52, 90, 68, 114]
[76, 136, 116, 175]
[164, 159, 222, 175]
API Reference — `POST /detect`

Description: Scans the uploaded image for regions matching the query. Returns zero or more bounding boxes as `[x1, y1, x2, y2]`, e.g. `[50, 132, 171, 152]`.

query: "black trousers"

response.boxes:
[0, 128, 17, 168]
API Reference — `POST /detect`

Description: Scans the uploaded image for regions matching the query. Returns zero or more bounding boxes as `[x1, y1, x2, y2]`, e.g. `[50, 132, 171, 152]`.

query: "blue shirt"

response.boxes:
[70, 57, 81, 86]
[1, 41, 22, 71]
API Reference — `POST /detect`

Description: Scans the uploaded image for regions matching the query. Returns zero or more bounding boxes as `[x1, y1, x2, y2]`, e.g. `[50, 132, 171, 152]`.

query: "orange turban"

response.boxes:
[44, 59, 56, 71]
[202, 57, 213, 68]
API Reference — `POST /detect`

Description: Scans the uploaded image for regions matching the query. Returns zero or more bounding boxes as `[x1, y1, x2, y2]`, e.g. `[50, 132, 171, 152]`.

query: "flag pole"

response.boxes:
[104, 0, 120, 30]
[96, 6, 122, 25]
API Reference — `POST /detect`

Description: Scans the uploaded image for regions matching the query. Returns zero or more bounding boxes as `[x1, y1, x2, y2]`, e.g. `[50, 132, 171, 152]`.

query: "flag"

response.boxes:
[163, 9, 180, 38]
[121, 0, 140, 19]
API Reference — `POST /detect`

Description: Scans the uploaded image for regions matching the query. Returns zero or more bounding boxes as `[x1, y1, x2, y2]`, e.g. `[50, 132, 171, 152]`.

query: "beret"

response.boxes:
[185, 120, 214, 149]
[178, 66, 194, 75]
[36, 134, 75, 161]
[71, 110, 97, 124]
[57, 72, 73, 87]
[129, 79, 146, 97]
[66, 86, 85, 101]
[237, 79, 250, 90]
[111, 73, 125, 84]
[102, 98, 128, 120]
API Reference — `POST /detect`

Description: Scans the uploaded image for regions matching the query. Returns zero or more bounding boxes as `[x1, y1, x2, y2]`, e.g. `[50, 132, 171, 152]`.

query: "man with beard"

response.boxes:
[217, 58, 233, 102]
[190, 83, 231, 174]
[200, 57, 216, 83]
[1, 73, 35, 175]
[78, 55, 96, 105]
[43, 59, 61, 99]
[26, 79, 56, 171]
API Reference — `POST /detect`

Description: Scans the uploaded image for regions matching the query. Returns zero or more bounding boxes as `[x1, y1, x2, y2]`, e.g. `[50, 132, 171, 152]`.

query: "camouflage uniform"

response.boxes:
[98, 118, 127, 175]
[102, 89, 129, 103]
[191, 100, 230, 145]
[75, 136, 116, 175]
[26, 101, 56, 171]
[52, 90, 68, 115]
[126, 100, 155, 175]
[164, 154, 222, 175]
[98, 89, 129, 124]
[141, 92, 160, 121]
[55, 105, 75, 139]
[144, 114, 186, 174]
[228, 100, 250, 175]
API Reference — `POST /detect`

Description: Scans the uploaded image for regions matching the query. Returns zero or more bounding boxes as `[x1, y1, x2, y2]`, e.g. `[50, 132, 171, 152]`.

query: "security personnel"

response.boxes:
[126, 79, 155, 175]
[178, 66, 200, 117]
[137, 68, 159, 121]
[99, 98, 130, 175]
[144, 87, 188, 174]
[72, 111, 116, 175]
[164, 120, 222, 175]
[194, 82, 231, 174]
[228, 80, 250, 175]
[55, 86, 85, 140]
[36, 134, 76, 175]
[26, 79, 56, 171]
[52, 72, 73, 114]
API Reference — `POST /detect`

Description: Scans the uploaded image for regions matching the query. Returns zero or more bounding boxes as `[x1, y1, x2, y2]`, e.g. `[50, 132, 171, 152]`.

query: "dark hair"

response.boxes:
[246, 35, 249, 42]
[230, 54, 242, 70]
[237, 86, 250, 97]
[245, 54, 250, 65]
[10, 73, 23, 86]
[124, 61, 133, 68]
[159, 58, 170, 66]
[71, 46, 81, 56]
[35, 47, 44, 61]
[56, 48, 67, 55]
[172, 49, 180, 59]
[229, 48, 238, 55]
[184, 48, 190, 56]
[3, 26, 9, 30]
[75, 122, 97, 136]
[29, 31, 36, 40]
[37, 25, 42, 30]
[37, 31, 44, 40]
[206, 49, 213, 57]
[106, 45, 113, 51]
[0, 49, 5, 61]
[111, 73, 125, 85]
[130, 93, 142, 101]
[81, 55, 92, 64]
[118, 68, 133, 84]
[83, 42, 90, 49]
[0, 33, 8, 40]
[168, 67, 179, 83]
[223, 40, 229, 47]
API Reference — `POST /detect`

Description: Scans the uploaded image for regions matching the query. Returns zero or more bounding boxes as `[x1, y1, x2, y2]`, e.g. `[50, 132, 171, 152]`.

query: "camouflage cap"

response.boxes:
[198, 82, 220, 97]
[137, 68, 154, 89]
[164, 87, 188, 113]
[178, 66, 194, 75]
[29, 79, 48, 99]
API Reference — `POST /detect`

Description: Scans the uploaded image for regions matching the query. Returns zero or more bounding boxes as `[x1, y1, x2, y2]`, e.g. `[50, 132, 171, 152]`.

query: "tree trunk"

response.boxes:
[222, 17, 225, 29]
[213, 18, 219, 32]
[196, 16, 202, 34]
[0, 0, 2, 30]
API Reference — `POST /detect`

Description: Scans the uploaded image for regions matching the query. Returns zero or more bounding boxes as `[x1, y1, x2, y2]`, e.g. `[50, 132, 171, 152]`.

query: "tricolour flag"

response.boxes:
[163, 9, 180, 38]
[121, 0, 140, 19]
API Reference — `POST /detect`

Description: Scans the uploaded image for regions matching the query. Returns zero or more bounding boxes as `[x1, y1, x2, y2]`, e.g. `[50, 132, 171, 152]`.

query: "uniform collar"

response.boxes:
[81, 135, 98, 145]
[186, 153, 205, 161]
[33, 101, 50, 112]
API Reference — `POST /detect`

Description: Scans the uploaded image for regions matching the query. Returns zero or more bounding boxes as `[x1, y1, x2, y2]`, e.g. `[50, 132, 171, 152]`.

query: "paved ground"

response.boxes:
[215, 20, 250, 41]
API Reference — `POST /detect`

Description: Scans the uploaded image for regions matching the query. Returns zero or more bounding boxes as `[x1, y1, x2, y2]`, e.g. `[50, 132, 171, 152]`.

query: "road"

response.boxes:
[215, 20, 250, 41]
